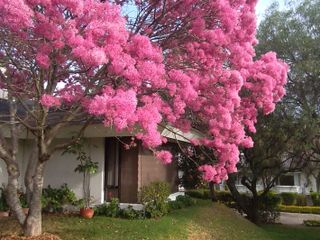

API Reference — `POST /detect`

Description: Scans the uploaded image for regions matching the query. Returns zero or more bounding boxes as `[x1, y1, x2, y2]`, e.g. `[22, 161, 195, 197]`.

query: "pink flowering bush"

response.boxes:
[0, 0, 287, 185]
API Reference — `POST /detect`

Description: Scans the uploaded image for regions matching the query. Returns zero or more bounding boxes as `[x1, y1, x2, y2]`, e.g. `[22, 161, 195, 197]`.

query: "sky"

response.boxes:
[256, 0, 286, 24]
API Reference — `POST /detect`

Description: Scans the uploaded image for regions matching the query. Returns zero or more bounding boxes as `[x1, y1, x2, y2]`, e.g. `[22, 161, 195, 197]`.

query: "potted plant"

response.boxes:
[0, 186, 9, 217]
[64, 139, 98, 219]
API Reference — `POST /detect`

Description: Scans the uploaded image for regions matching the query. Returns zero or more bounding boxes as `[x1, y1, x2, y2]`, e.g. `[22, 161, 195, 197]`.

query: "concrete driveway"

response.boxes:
[278, 212, 320, 225]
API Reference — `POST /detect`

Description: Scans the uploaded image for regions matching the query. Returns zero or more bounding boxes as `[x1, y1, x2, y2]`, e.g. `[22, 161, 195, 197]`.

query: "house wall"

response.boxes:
[44, 138, 105, 204]
[0, 138, 105, 204]
[138, 146, 178, 193]
[232, 172, 320, 195]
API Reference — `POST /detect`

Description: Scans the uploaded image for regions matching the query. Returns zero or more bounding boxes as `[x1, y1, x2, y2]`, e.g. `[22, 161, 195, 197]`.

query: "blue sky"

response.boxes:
[256, 0, 286, 24]
[123, 0, 287, 26]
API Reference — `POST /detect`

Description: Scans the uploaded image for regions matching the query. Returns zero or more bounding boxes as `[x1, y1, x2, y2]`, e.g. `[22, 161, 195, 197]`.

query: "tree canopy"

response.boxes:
[0, 0, 287, 236]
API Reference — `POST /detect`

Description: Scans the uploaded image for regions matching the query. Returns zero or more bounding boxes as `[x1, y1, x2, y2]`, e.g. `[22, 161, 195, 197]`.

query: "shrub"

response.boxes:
[304, 220, 320, 227]
[280, 192, 297, 205]
[186, 189, 234, 203]
[94, 203, 109, 215]
[185, 189, 208, 199]
[119, 205, 144, 220]
[258, 192, 281, 223]
[216, 191, 234, 203]
[139, 181, 170, 218]
[168, 200, 184, 210]
[311, 192, 320, 206]
[95, 198, 120, 217]
[108, 198, 120, 217]
[176, 195, 195, 207]
[42, 184, 77, 212]
[296, 194, 307, 206]
[278, 205, 320, 214]
[169, 195, 195, 211]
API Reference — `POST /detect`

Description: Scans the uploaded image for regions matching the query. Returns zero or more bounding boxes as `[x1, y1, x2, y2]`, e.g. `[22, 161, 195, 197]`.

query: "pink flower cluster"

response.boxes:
[155, 150, 173, 165]
[0, 0, 288, 182]
[40, 94, 61, 108]
[88, 88, 137, 131]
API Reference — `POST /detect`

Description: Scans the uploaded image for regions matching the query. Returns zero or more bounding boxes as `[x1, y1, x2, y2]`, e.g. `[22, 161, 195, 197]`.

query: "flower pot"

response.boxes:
[80, 208, 94, 219]
[23, 208, 29, 215]
[0, 211, 9, 218]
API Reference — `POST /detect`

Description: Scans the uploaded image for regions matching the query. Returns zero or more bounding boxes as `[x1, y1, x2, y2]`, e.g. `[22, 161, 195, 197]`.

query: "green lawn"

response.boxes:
[0, 201, 319, 240]
[262, 224, 320, 240]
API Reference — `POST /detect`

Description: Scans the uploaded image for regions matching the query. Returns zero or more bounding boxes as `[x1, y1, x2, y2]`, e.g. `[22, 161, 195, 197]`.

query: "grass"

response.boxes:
[0, 201, 319, 240]
[262, 224, 320, 240]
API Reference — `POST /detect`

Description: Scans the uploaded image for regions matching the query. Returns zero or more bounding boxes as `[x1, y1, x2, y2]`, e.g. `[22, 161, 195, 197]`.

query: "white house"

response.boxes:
[217, 171, 319, 195]
[0, 96, 202, 204]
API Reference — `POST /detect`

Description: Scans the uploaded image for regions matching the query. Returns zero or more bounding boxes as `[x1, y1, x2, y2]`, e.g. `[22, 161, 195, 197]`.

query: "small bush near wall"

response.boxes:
[311, 192, 320, 206]
[42, 184, 77, 213]
[95, 198, 120, 217]
[120, 205, 145, 220]
[280, 192, 297, 205]
[139, 181, 170, 218]
[95, 199, 145, 219]
[296, 194, 307, 206]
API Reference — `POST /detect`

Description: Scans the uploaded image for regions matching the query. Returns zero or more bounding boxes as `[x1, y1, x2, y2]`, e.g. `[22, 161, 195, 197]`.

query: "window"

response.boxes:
[279, 174, 295, 186]
[105, 138, 119, 187]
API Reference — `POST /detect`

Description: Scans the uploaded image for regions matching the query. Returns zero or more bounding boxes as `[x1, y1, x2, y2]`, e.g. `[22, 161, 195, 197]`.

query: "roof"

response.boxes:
[0, 98, 202, 142]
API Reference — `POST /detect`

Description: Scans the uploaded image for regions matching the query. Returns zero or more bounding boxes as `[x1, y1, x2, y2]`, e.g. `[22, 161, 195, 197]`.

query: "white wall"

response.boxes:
[0, 138, 105, 204]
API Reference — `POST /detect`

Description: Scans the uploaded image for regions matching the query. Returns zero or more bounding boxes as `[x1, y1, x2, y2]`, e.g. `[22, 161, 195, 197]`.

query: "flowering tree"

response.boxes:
[0, 0, 287, 236]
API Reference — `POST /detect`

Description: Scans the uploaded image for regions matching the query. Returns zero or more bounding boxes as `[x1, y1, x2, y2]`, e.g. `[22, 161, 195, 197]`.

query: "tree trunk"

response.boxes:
[246, 197, 260, 224]
[25, 146, 38, 204]
[209, 182, 217, 202]
[23, 162, 45, 236]
[6, 162, 26, 225]
[227, 174, 260, 224]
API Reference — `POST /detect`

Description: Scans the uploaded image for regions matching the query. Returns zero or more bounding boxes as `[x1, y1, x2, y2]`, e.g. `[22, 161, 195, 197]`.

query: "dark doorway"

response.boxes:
[105, 137, 139, 203]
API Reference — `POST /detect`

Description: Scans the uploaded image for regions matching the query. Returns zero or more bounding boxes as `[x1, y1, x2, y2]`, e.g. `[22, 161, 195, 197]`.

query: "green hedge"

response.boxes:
[185, 189, 234, 203]
[311, 192, 320, 206]
[304, 220, 320, 227]
[278, 205, 320, 214]
[185, 189, 211, 199]
[296, 194, 307, 206]
[280, 192, 297, 205]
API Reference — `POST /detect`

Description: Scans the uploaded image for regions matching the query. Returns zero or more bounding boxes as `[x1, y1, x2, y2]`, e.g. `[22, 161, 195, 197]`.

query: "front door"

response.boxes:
[105, 138, 120, 201]
[105, 137, 139, 203]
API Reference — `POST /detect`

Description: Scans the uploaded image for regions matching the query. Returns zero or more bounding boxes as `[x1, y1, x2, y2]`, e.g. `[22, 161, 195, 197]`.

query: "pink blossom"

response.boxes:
[40, 95, 61, 108]
[36, 53, 50, 69]
[0, 0, 288, 185]
[198, 165, 217, 182]
[155, 150, 173, 164]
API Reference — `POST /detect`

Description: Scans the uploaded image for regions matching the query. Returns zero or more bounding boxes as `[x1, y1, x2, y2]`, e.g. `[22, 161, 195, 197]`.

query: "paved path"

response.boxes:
[278, 212, 320, 225]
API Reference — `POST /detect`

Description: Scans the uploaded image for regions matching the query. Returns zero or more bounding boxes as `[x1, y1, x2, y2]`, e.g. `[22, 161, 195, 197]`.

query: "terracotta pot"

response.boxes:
[80, 208, 94, 219]
[0, 211, 9, 218]
[23, 208, 29, 215]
